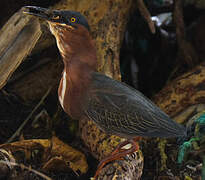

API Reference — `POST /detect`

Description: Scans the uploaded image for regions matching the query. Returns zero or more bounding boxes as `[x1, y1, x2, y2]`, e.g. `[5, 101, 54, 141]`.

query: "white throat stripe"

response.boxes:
[59, 71, 67, 109]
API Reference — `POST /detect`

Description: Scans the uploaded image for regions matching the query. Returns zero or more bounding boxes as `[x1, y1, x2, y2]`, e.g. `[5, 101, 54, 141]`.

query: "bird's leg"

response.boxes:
[94, 139, 139, 179]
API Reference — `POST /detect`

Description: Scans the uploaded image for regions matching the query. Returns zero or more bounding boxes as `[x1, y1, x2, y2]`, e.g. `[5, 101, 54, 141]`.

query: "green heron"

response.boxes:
[23, 6, 186, 178]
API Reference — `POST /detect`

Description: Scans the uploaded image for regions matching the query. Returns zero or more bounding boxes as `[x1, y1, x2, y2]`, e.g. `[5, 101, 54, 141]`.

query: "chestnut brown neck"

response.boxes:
[56, 25, 97, 118]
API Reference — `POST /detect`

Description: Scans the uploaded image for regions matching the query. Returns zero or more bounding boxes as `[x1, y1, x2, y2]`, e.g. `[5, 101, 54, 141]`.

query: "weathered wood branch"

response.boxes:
[137, 0, 155, 34]
[0, 8, 41, 89]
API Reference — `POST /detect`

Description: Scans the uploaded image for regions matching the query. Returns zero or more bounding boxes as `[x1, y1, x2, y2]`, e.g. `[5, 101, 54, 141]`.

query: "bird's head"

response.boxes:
[23, 6, 96, 62]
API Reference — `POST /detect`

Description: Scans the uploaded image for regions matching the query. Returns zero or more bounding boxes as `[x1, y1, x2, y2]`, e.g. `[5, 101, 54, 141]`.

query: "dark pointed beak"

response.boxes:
[23, 6, 60, 22]
[23, 6, 50, 19]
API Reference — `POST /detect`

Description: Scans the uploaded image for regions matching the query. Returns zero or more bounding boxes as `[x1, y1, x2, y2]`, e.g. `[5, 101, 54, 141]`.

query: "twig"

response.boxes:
[174, 0, 185, 41]
[7, 87, 52, 143]
[137, 0, 156, 34]
[173, 0, 198, 67]
[0, 160, 52, 180]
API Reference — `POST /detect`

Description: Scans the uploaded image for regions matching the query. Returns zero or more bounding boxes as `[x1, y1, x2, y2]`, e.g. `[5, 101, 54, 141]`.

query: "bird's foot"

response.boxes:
[94, 139, 139, 179]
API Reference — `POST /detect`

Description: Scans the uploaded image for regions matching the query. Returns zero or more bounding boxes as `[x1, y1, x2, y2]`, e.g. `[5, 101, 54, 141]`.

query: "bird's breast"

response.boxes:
[58, 68, 90, 119]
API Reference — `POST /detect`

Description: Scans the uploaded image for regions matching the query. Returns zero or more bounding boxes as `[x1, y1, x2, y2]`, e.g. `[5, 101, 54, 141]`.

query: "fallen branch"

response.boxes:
[137, 0, 156, 34]
[0, 7, 41, 89]
[173, 0, 198, 67]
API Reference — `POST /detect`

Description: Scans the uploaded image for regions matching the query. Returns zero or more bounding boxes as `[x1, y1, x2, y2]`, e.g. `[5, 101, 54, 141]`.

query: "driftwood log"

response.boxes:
[0, 8, 41, 89]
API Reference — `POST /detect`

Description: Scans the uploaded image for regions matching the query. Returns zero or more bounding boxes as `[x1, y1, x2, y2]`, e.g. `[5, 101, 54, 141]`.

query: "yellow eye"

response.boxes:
[70, 17, 76, 23]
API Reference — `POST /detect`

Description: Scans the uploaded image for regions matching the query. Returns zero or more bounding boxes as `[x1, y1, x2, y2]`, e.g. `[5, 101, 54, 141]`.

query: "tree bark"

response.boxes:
[54, 0, 135, 80]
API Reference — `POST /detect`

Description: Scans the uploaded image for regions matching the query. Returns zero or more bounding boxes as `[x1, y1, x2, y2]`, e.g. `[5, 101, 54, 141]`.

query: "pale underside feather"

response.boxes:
[59, 71, 67, 109]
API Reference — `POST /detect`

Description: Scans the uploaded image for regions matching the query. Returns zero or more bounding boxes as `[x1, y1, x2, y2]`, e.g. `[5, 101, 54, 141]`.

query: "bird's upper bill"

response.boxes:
[23, 6, 63, 23]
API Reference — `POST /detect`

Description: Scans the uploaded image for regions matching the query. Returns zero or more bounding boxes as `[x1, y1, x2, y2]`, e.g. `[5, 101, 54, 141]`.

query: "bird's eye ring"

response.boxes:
[70, 17, 76, 23]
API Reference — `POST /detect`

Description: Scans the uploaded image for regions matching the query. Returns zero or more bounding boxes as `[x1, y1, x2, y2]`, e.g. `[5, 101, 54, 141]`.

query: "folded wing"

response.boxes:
[84, 72, 186, 138]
